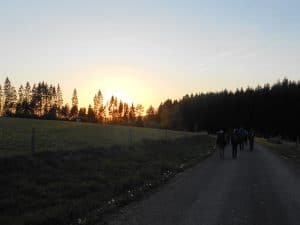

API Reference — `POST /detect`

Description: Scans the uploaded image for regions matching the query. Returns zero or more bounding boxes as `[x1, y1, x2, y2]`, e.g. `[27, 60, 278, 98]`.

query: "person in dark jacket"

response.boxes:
[248, 129, 255, 151]
[216, 130, 226, 159]
[231, 129, 239, 159]
[238, 128, 247, 151]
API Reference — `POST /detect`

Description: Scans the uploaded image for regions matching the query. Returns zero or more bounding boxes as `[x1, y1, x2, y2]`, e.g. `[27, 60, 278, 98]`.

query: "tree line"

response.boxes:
[156, 78, 300, 140]
[1, 77, 299, 139]
[0, 77, 147, 126]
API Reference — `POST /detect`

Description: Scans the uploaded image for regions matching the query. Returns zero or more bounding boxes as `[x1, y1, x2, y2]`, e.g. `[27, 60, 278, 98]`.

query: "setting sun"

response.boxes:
[103, 89, 134, 105]
[66, 65, 156, 109]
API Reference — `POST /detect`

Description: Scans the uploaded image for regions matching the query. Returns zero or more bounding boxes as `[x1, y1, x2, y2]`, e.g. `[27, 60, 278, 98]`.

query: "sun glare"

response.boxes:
[103, 89, 134, 104]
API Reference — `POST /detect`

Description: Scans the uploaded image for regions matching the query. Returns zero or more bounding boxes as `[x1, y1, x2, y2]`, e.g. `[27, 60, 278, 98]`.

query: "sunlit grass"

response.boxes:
[0, 117, 197, 157]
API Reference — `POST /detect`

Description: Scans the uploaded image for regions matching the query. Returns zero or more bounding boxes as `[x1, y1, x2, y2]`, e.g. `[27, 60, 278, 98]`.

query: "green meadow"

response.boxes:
[0, 117, 214, 225]
[0, 117, 198, 157]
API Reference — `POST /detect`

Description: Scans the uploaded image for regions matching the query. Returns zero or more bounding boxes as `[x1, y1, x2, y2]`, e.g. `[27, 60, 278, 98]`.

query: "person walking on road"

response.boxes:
[231, 129, 239, 159]
[238, 128, 247, 151]
[248, 129, 255, 151]
[216, 130, 226, 159]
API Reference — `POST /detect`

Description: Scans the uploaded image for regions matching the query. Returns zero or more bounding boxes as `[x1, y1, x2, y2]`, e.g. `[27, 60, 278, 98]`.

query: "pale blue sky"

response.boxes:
[1, 0, 300, 107]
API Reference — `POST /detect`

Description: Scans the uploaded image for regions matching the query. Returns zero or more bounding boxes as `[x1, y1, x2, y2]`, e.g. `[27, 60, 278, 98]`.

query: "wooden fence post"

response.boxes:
[31, 128, 36, 156]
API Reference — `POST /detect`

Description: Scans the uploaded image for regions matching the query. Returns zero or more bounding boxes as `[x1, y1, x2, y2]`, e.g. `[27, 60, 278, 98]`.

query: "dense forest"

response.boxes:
[157, 78, 300, 139]
[1, 77, 299, 139]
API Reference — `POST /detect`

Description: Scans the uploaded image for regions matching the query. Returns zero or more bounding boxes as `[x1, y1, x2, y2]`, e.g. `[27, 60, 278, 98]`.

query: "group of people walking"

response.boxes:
[216, 128, 255, 159]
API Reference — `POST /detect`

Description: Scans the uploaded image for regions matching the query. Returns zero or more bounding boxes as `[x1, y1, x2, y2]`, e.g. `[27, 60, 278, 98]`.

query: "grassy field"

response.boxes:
[0, 117, 198, 157]
[257, 137, 300, 163]
[0, 117, 215, 225]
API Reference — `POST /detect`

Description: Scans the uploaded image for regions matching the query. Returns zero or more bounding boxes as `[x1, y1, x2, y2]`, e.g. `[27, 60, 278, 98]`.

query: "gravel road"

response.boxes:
[102, 144, 300, 225]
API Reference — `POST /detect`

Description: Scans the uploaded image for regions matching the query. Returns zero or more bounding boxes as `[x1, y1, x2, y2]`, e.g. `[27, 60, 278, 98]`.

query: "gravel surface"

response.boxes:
[102, 144, 300, 225]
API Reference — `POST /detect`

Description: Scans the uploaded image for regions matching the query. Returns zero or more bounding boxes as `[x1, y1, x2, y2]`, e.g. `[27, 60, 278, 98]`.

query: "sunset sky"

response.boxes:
[1, 0, 300, 108]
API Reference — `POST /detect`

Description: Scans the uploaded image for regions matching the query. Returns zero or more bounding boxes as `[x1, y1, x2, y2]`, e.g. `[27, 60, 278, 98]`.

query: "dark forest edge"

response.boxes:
[0, 77, 299, 140]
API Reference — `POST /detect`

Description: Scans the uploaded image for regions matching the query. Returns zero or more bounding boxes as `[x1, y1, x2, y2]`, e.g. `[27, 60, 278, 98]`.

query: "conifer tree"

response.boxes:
[93, 90, 104, 121]
[18, 85, 25, 103]
[78, 107, 86, 120]
[108, 96, 115, 120]
[0, 85, 2, 115]
[87, 104, 96, 122]
[24, 82, 31, 103]
[123, 103, 129, 122]
[61, 103, 70, 119]
[118, 100, 124, 120]
[135, 104, 144, 117]
[57, 84, 63, 109]
[70, 89, 79, 118]
[129, 103, 136, 123]
[3, 77, 12, 114]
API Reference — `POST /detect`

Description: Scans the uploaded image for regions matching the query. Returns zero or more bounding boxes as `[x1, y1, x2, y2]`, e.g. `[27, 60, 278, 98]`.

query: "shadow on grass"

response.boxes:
[0, 135, 215, 225]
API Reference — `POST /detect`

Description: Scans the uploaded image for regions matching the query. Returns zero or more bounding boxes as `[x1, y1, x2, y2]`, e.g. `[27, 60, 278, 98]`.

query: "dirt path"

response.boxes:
[102, 144, 300, 225]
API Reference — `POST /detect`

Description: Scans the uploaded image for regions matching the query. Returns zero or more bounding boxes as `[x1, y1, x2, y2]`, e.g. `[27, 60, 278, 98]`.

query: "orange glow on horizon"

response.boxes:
[68, 65, 155, 109]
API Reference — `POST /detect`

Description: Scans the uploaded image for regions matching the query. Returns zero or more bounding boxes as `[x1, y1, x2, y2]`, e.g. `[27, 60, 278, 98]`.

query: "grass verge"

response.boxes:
[256, 137, 300, 163]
